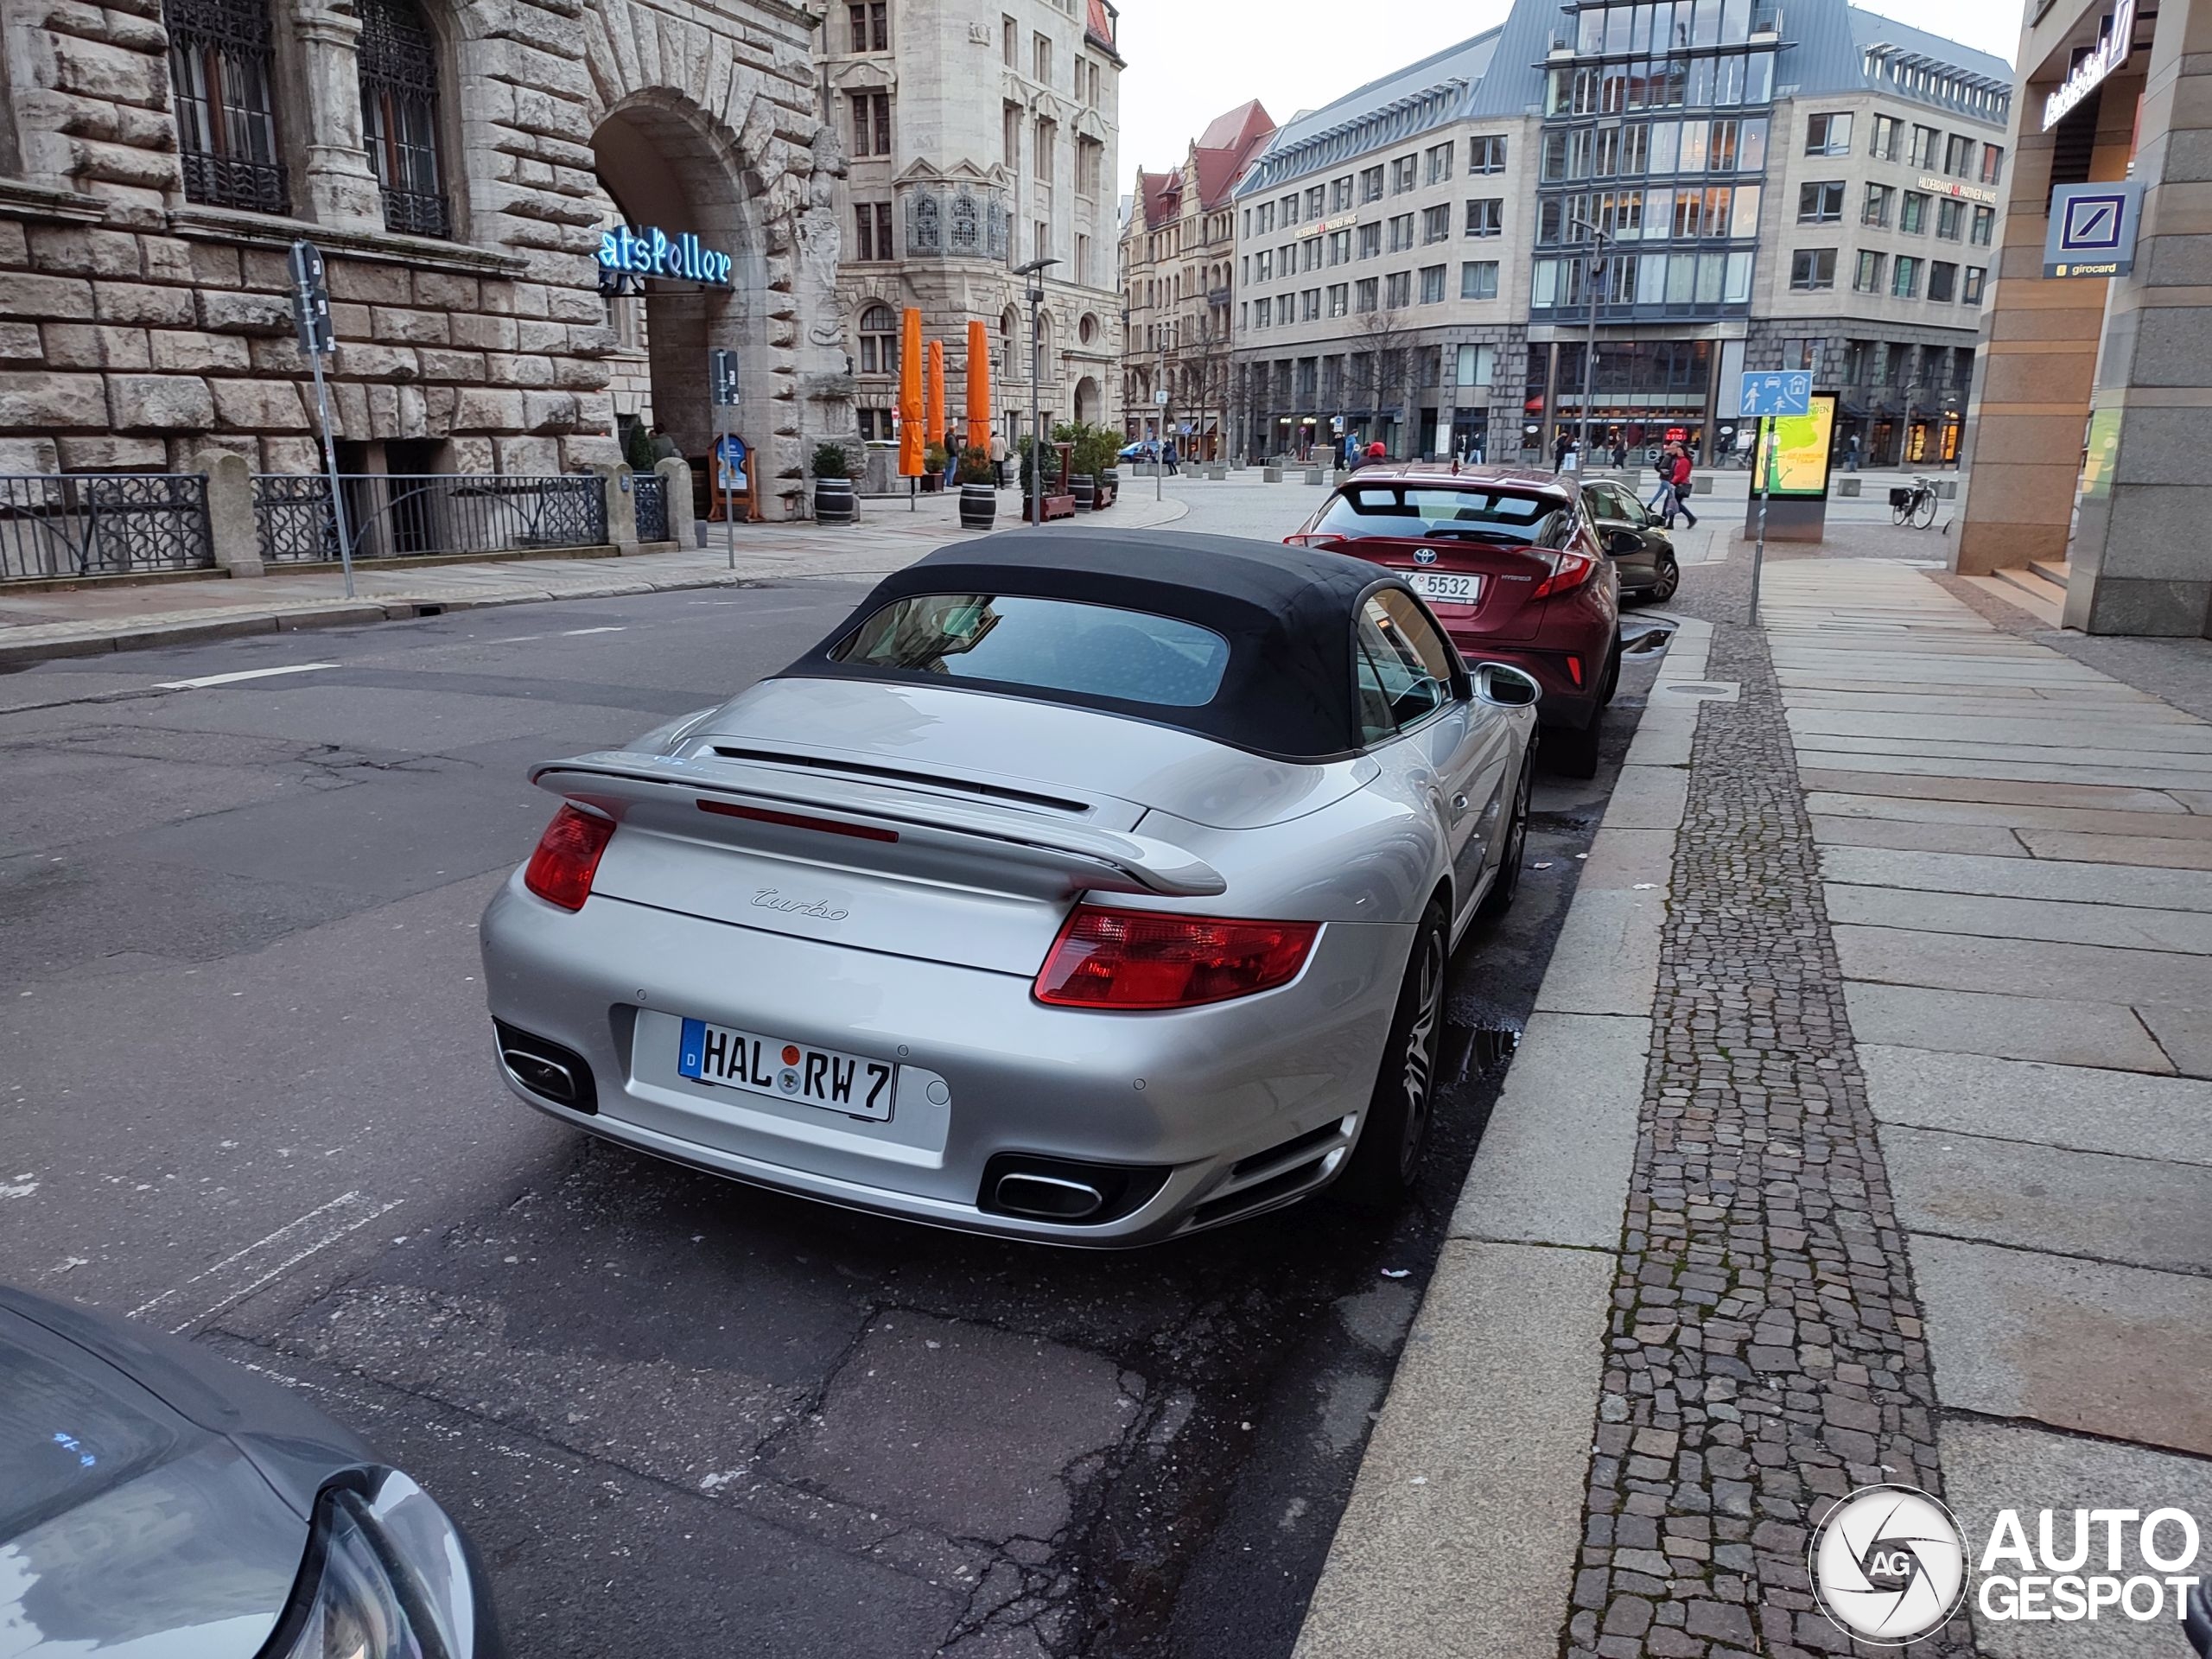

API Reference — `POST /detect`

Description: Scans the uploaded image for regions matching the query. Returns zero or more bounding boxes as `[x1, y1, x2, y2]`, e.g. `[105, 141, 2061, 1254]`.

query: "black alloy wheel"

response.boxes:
[1338, 901, 1449, 1210]
[1478, 748, 1533, 921]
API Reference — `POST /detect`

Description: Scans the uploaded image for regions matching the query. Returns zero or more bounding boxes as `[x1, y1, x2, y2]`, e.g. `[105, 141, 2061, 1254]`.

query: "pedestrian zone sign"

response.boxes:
[1739, 372, 1812, 417]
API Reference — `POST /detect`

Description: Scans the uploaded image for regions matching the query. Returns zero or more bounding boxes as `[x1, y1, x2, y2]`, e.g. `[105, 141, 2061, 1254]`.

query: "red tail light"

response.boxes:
[1034, 904, 1319, 1010]
[1283, 532, 1333, 548]
[1530, 548, 1599, 600]
[524, 804, 614, 912]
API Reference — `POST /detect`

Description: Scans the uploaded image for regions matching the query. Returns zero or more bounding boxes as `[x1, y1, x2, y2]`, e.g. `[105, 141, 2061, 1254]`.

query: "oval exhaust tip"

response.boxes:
[993, 1173, 1106, 1221]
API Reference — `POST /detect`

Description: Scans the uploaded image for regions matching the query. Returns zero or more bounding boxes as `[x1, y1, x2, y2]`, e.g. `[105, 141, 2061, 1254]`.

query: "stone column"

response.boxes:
[289, 0, 385, 232]
[2063, 0, 2212, 633]
[198, 450, 266, 577]
[1952, 66, 2145, 577]
[589, 462, 637, 551]
[654, 457, 696, 547]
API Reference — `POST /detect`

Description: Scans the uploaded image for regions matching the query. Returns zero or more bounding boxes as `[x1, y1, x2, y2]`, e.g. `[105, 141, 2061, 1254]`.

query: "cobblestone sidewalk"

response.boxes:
[1570, 599, 1971, 1658]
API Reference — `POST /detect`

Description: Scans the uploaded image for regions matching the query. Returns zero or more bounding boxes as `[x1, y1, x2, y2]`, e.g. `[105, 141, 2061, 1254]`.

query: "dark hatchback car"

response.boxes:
[1580, 478, 1681, 603]
[1, 1283, 503, 1658]
[1289, 464, 1620, 774]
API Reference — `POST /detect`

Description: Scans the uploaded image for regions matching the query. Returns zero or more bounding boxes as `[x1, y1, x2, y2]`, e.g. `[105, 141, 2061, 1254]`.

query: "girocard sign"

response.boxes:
[2043, 0, 2133, 130]
[2044, 181, 2145, 276]
[598, 224, 733, 287]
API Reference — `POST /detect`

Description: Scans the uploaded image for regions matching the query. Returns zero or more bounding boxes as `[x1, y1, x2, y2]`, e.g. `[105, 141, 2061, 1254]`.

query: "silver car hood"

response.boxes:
[684, 677, 1376, 831]
[1, 1426, 306, 1659]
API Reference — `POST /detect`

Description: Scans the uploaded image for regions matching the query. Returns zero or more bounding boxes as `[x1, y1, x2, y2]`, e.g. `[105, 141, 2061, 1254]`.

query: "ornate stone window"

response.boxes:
[908, 191, 940, 254]
[950, 189, 980, 255]
[857, 302, 896, 373]
[358, 0, 449, 238]
[986, 199, 1009, 260]
[165, 0, 289, 213]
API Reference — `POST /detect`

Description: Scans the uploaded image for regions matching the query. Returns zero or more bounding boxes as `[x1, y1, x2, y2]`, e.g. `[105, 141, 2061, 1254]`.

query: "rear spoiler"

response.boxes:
[532, 750, 1227, 899]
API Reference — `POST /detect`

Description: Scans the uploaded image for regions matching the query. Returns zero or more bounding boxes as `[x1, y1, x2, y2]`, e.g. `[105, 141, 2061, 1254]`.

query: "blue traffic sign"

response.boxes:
[1738, 372, 1812, 417]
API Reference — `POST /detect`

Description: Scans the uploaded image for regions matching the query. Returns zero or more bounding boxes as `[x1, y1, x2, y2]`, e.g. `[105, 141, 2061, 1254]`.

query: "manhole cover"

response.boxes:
[1656, 681, 1741, 702]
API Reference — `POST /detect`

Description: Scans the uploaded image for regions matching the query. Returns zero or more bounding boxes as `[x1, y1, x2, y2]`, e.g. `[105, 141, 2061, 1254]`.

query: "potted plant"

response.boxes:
[1053, 423, 1096, 513]
[957, 447, 996, 529]
[921, 440, 949, 493]
[1078, 428, 1118, 509]
[811, 442, 855, 524]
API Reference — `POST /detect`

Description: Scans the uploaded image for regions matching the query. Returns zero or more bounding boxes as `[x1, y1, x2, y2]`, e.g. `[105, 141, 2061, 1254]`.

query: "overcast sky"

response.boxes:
[1112, 0, 2026, 197]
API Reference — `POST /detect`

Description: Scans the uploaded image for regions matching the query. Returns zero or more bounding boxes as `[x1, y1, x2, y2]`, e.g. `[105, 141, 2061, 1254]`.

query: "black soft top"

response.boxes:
[782, 530, 1411, 760]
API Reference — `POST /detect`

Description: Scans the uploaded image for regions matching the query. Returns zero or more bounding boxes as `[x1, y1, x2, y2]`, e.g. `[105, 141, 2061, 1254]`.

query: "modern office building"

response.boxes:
[1955, 0, 2212, 636]
[1119, 100, 1276, 456]
[823, 0, 1126, 454]
[1228, 0, 2012, 467]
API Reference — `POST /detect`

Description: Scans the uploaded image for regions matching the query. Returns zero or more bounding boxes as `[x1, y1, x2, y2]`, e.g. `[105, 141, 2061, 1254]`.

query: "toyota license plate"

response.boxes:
[1408, 570, 1480, 605]
[677, 1018, 897, 1121]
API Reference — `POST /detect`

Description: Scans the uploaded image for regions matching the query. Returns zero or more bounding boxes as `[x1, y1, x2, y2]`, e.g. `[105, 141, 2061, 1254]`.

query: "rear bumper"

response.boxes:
[478, 873, 1410, 1245]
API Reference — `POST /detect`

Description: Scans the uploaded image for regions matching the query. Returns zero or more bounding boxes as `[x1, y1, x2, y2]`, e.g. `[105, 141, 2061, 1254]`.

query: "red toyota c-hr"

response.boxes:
[1288, 463, 1621, 775]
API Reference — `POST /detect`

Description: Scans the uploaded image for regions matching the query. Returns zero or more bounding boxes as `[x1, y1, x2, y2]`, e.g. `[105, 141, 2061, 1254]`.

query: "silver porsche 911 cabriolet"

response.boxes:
[480, 531, 1539, 1244]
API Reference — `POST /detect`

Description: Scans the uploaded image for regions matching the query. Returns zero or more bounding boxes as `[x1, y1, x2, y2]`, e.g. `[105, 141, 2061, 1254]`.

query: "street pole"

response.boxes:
[289, 241, 355, 600]
[1750, 414, 1770, 627]
[1577, 229, 1606, 469]
[1010, 256, 1059, 528]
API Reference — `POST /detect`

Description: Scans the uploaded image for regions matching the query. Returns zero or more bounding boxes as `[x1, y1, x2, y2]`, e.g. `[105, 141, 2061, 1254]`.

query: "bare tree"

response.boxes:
[1179, 318, 1231, 460]
[1357, 307, 1413, 454]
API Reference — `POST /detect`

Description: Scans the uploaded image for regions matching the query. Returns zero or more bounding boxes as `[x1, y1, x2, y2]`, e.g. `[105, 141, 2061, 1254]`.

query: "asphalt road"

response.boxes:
[0, 487, 1663, 1658]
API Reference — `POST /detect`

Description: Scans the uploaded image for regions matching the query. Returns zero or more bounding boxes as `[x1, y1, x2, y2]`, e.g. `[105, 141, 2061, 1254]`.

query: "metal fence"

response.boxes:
[632, 473, 668, 543]
[253, 473, 607, 565]
[0, 474, 214, 583]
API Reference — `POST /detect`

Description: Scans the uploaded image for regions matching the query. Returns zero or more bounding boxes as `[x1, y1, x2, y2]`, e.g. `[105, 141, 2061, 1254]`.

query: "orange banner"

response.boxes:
[897, 306, 923, 477]
[925, 339, 946, 458]
[964, 320, 990, 456]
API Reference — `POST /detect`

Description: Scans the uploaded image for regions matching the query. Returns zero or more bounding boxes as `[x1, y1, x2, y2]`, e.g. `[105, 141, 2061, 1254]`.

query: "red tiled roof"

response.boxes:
[1191, 102, 1275, 210]
[1136, 168, 1181, 230]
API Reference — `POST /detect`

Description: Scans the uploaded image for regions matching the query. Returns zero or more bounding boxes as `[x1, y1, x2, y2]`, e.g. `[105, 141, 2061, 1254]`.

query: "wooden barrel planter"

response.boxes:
[958, 481, 996, 529]
[1097, 467, 1120, 508]
[813, 476, 855, 524]
[1071, 474, 1096, 512]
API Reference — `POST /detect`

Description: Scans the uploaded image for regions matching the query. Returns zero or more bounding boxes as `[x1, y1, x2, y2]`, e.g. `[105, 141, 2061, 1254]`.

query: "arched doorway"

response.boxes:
[1074, 376, 1101, 425]
[591, 94, 765, 497]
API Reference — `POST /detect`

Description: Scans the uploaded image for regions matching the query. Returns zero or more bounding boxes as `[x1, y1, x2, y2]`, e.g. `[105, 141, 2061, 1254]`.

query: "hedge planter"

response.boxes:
[1071, 474, 1096, 512]
[958, 481, 996, 529]
[813, 476, 855, 524]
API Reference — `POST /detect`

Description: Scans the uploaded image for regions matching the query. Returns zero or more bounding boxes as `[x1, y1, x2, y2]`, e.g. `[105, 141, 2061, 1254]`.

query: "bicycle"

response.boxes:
[1890, 475, 1940, 528]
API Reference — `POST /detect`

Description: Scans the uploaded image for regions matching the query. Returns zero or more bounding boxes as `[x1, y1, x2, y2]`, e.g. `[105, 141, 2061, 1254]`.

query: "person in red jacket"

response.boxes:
[1665, 446, 1699, 530]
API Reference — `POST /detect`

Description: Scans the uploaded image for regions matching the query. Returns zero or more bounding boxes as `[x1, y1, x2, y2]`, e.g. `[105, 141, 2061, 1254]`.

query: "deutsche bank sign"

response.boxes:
[2043, 0, 2133, 130]
[597, 224, 734, 288]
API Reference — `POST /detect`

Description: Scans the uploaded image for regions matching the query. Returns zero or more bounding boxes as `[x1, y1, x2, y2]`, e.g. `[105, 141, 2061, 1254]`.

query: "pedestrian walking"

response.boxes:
[1553, 429, 1573, 470]
[1611, 436, 1627, 469]
[1667, 445, 1699, 529]
[1846, 433, 1860, 472]
[1163, 438, 1180, 475]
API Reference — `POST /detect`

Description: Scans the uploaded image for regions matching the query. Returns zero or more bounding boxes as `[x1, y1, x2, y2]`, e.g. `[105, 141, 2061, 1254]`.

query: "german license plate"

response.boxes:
[1408, 570, 1480, 605]
[677, 1018, 897, 1121]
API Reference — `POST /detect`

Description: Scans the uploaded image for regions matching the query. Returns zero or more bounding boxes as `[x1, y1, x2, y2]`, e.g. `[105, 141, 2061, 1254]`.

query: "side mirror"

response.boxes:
[1603, 529, 1641, 558]
[1474, 662, 1541, 708]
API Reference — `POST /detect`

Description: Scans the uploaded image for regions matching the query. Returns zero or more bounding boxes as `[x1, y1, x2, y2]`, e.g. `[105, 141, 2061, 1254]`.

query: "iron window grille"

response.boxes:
[359, 0, 449, 238]
[166, 0, 289, 214]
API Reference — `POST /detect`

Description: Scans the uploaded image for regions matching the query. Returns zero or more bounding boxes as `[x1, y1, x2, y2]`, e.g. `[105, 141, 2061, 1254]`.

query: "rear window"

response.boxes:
[1318, 485, 1573, 547]
[830, 594, 1231, 708]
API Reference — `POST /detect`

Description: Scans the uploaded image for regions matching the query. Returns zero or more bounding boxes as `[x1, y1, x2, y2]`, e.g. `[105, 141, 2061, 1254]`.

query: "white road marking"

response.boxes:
[156, 663, 340, 690]
[559, 626, 627, 636]
[130, 1189, 404, 1333]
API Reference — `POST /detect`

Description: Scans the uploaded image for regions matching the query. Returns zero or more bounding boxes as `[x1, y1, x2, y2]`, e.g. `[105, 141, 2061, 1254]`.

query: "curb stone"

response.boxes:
[1293, 618, 1713, 1659]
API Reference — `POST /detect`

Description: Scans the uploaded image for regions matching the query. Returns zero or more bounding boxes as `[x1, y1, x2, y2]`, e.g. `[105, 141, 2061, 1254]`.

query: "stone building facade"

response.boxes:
[823, 0, 1124, 467]
[1118, 99, 1274, 459]
[0, 0, 852, 518]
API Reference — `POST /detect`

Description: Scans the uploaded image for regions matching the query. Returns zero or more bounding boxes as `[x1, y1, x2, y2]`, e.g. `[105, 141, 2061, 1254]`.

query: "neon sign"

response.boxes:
[2043, 0, 2133, 130]
[596, 225, 733, 287]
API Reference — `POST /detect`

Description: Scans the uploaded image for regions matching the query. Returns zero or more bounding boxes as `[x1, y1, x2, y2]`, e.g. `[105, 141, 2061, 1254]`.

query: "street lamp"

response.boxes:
[1014, 255, 1060, 525]
[1569, 219, 1609, 468]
